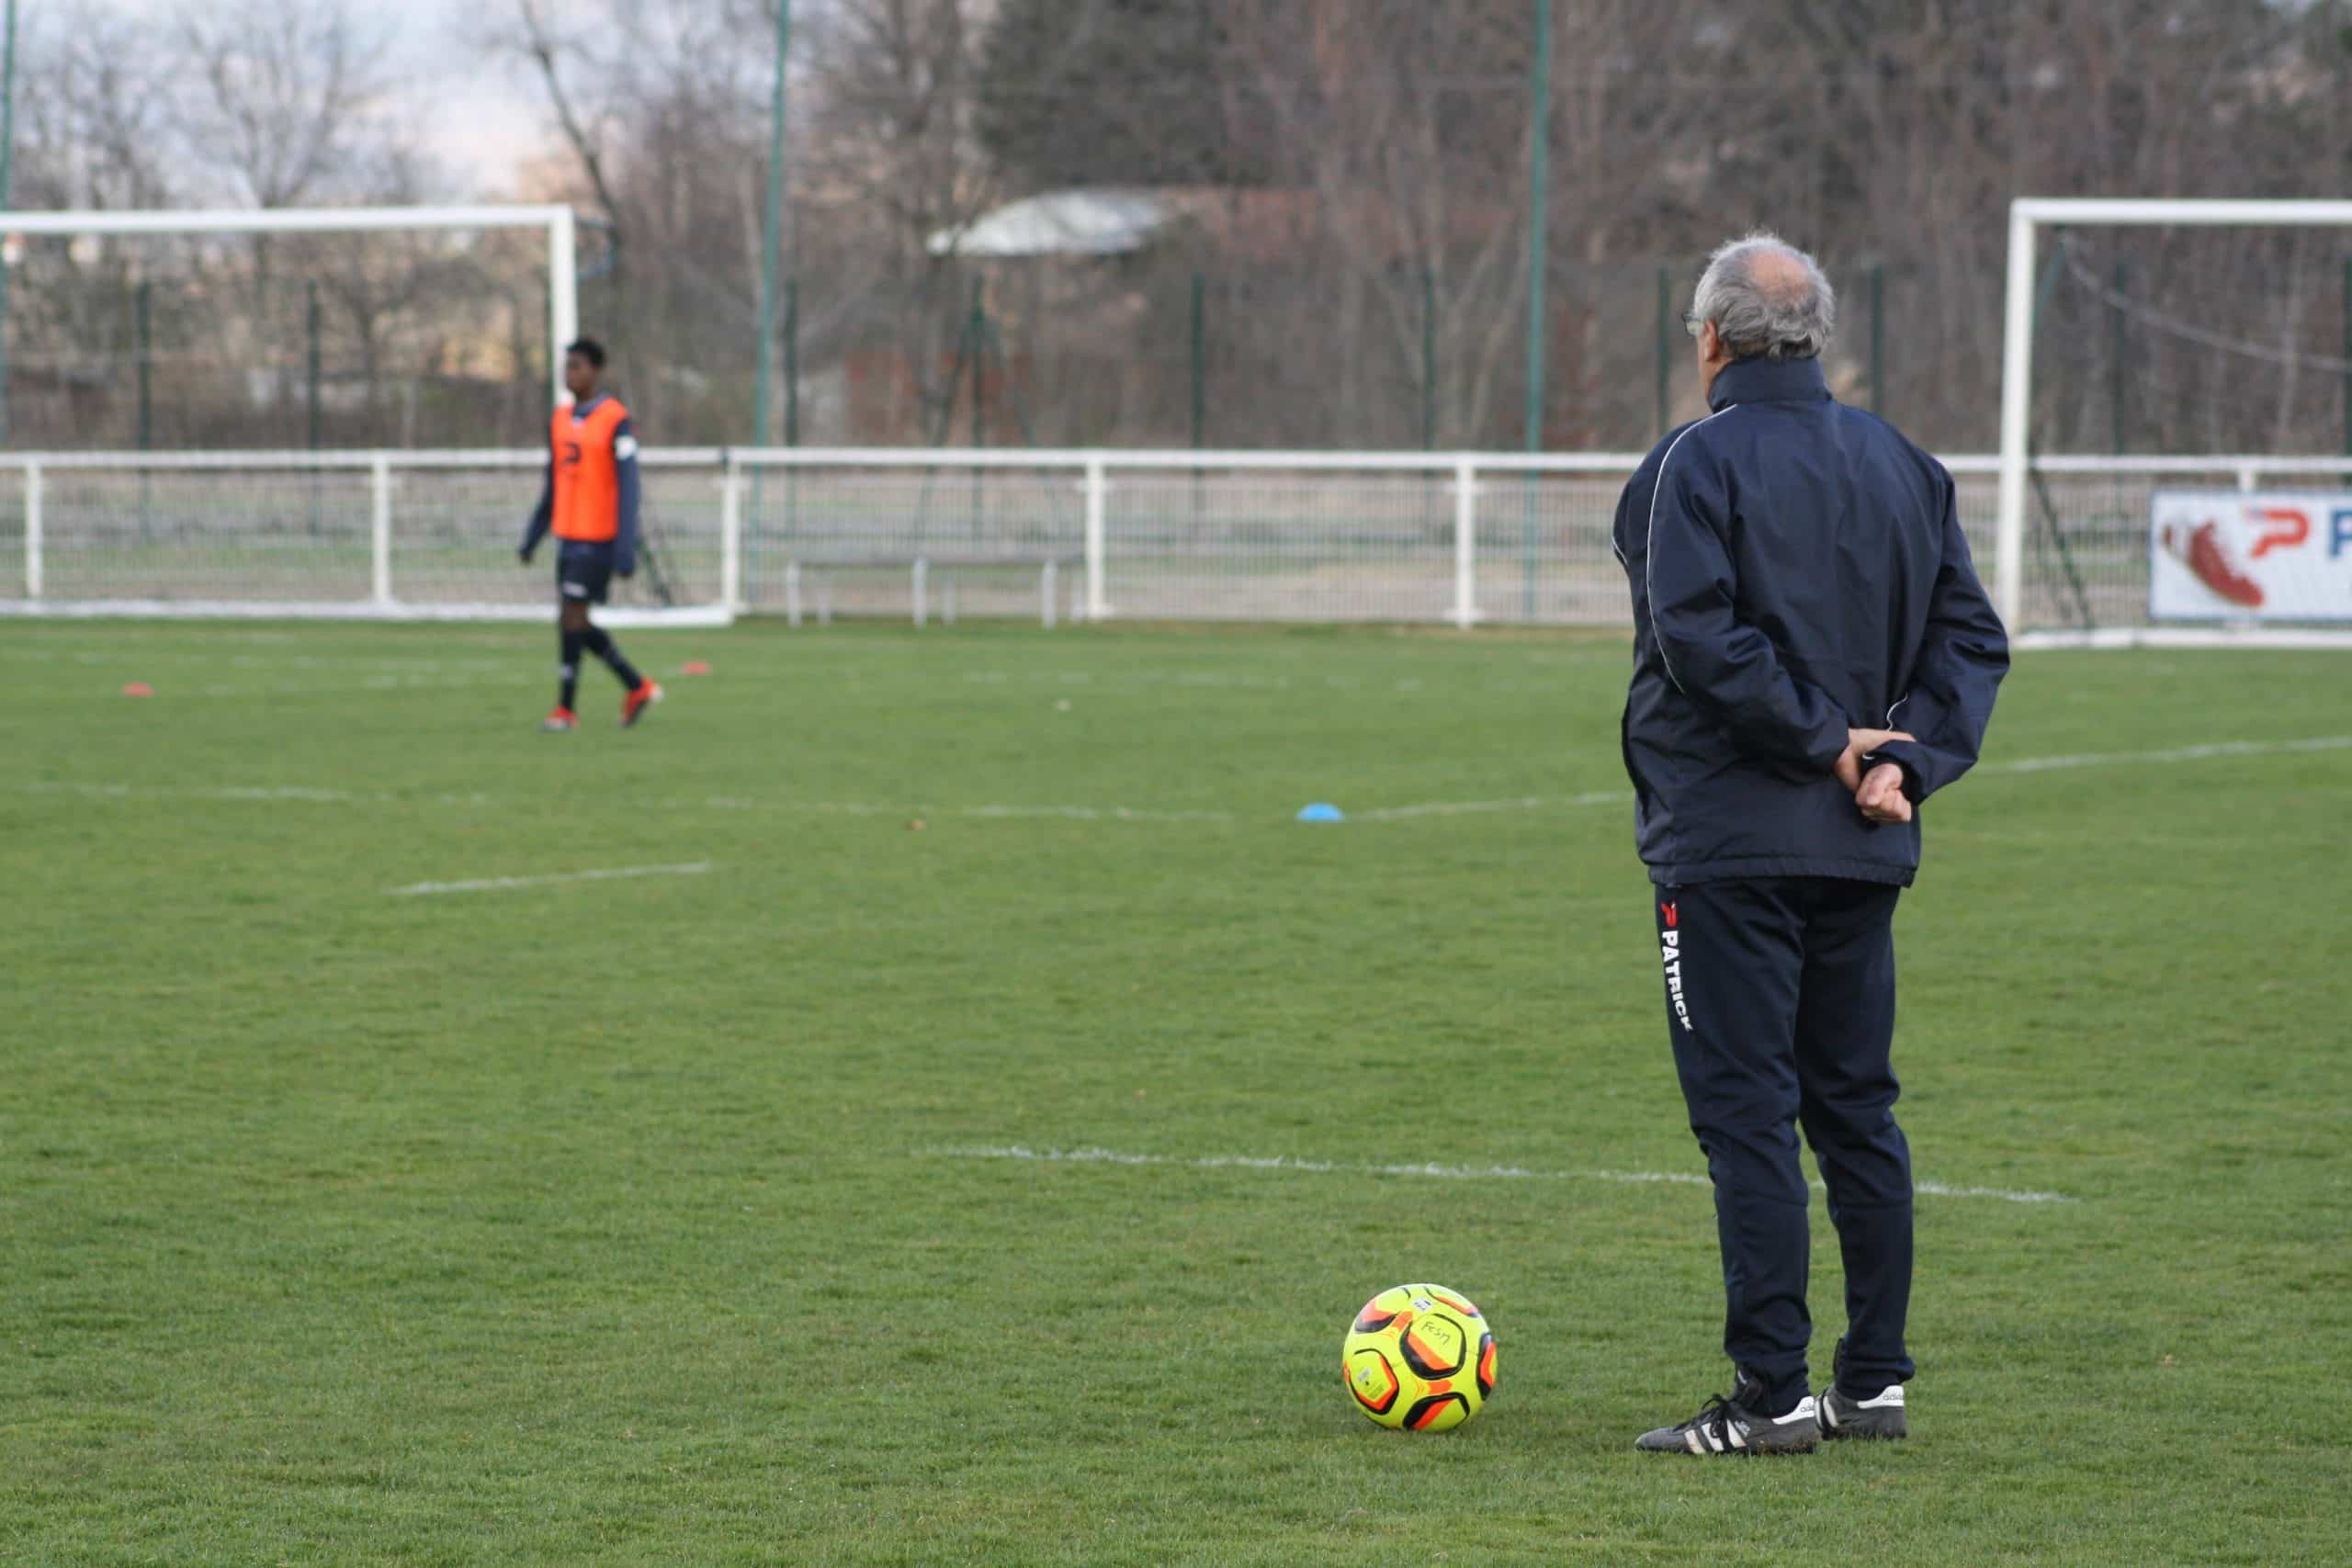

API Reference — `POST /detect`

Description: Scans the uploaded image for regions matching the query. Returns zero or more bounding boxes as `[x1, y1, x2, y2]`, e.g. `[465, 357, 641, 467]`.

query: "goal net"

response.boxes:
[1997, 198, 2352, 647]
[0, 204, 730, 625]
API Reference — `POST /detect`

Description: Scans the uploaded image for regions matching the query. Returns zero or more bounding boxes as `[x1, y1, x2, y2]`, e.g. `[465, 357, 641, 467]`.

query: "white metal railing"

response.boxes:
[1, 446, 2347, 637]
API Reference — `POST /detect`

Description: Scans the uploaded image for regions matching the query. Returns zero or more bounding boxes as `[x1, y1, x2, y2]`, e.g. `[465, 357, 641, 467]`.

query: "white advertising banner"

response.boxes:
[2150, 491, 2352, 622]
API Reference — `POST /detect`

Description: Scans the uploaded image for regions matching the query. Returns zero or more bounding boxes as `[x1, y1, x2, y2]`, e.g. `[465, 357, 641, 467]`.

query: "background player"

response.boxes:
[518, 338, 662, 732]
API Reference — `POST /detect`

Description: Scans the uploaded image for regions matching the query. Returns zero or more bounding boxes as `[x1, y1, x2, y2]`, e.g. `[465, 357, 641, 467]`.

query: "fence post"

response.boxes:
[1041, 558, 1057, 629]
[1421, 267, 1438, 450]
[1870, 264, 1885, 416]
[369, 455, 392, 607]
[719, 455, 744, 613]
[785, 559, 803, 628]
[2109, 260, 2128, 454]
[968, 278, 986, 546]
[136, 282, 154, 536]
[912, 556, 928, 628]
[24, 460, 40, 599]
[1451, 458, 1478, 628]
[1190, 273, 1207, 450]
[136, 281, 153, 451]
[1654, 265, 1671, 439]
[1083, 457, 1108, 621]
[785, 277, 801, 448]
[306, 279, 322, 453]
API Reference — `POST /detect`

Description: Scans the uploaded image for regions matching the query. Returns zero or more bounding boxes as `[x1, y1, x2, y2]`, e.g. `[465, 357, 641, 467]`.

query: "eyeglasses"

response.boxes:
[1681, 312, 1705, 338]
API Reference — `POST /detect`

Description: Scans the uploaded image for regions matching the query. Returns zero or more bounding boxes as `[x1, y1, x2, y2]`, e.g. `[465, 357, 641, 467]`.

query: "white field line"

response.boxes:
[1986, 735, 2352, 773]
[956, 666, 1609, 694]
[1347, 735, 2352, 822]
[2, 651, 1586, 692]
[177, 675, 523, 699]
[387, 862, 711, 897]
[3, 648, 515, 672]
[1354, 789, 1629, 821]
[1, 627, 527, 648]
[689, 796, 1232, 823]
[16, 735, 2343, 828]
[21, 781, 497, 807]
[17, 779, 1230, 823]
[926, 1144, 2075, 1205]
[51, 668, 1606, 701]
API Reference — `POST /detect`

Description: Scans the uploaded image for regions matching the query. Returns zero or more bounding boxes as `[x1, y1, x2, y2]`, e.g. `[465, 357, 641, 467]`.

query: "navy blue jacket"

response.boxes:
[1611, 355, 2008, 886]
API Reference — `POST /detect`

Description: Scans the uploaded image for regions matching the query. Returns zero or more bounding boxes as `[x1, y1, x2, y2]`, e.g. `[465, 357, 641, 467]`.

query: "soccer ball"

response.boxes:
[1340, 1282, 1495, 1432]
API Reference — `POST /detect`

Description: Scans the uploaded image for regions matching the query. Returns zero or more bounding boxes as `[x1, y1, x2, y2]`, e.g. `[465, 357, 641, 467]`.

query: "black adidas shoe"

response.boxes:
[1819, 1381, 1908, 1439]
[1634, 1372, 1818, 1455]
[1819, 1338, 1909, 1440]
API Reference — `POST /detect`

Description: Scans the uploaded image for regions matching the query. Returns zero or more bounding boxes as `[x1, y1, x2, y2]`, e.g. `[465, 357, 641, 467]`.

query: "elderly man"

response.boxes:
[1611, 234, 2008, 1455]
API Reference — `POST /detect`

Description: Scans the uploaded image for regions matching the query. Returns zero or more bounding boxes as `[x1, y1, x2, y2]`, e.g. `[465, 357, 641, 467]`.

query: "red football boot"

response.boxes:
[541, 706, 578, 732]
[620, 680, 663, 728]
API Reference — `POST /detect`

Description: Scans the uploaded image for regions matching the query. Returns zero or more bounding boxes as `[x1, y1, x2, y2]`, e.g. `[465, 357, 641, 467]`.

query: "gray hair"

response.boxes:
[1691, 233, 1836, 361]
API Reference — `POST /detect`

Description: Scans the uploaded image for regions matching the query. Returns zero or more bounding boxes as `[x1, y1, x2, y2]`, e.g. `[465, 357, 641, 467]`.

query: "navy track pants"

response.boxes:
[1652, 876, 1917, 1409]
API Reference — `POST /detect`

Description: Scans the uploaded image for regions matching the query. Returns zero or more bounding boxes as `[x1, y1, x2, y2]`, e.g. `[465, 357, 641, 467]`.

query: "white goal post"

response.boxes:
[0, 203, 581, 412]
[1998, 197, 2352, 649]
[0, 203, 743, 626]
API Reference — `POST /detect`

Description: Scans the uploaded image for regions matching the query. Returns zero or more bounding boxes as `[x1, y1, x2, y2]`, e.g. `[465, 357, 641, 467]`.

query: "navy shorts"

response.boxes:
[556, 539, 615, 605]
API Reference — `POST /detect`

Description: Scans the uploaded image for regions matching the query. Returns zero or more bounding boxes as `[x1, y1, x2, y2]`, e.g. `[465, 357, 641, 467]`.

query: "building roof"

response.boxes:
[928, 185, 1511, 265]
[927, 189, 1172, 259]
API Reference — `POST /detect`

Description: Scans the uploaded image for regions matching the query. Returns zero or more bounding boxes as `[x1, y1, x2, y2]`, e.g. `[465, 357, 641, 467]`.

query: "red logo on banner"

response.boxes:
[2249, 506, 2311, 558]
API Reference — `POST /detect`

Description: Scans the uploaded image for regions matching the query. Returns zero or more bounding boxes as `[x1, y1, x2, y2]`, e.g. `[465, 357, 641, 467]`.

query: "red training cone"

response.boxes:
[122, 682, 154, 698]
[681, 660, 712, 676]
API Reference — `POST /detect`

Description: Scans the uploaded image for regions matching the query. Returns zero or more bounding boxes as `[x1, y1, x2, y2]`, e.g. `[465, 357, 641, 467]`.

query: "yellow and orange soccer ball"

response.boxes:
[1340, 1283, 1495, 1432]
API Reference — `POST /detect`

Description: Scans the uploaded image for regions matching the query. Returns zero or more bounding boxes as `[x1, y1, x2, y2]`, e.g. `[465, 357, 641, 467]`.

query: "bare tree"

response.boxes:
[506, 0, 635, 230]
[795, 0, 1002, 439]
[174, 0, 397, 208]
[15, 1, 179, 212]
[488, 0, 784, 433]
[16, 0, 2352, 452]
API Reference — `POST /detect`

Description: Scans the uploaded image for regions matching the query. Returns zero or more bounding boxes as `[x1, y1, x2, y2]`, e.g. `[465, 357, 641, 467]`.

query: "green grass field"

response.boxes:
[4, 619, 2348, 1566]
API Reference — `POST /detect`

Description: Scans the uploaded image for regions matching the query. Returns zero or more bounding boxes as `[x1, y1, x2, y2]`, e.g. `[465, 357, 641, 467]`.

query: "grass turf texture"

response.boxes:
[3, 620, 2347, 1566]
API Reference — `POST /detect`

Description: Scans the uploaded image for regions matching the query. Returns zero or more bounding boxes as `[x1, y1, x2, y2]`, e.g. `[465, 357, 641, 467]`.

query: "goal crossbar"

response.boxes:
[1996, 197, 2352, 632]
[0, 203, 580, 410]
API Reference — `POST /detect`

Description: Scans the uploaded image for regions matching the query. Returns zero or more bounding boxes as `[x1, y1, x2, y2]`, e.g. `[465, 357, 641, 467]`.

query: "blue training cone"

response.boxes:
[1296, 803, 1346, 823]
